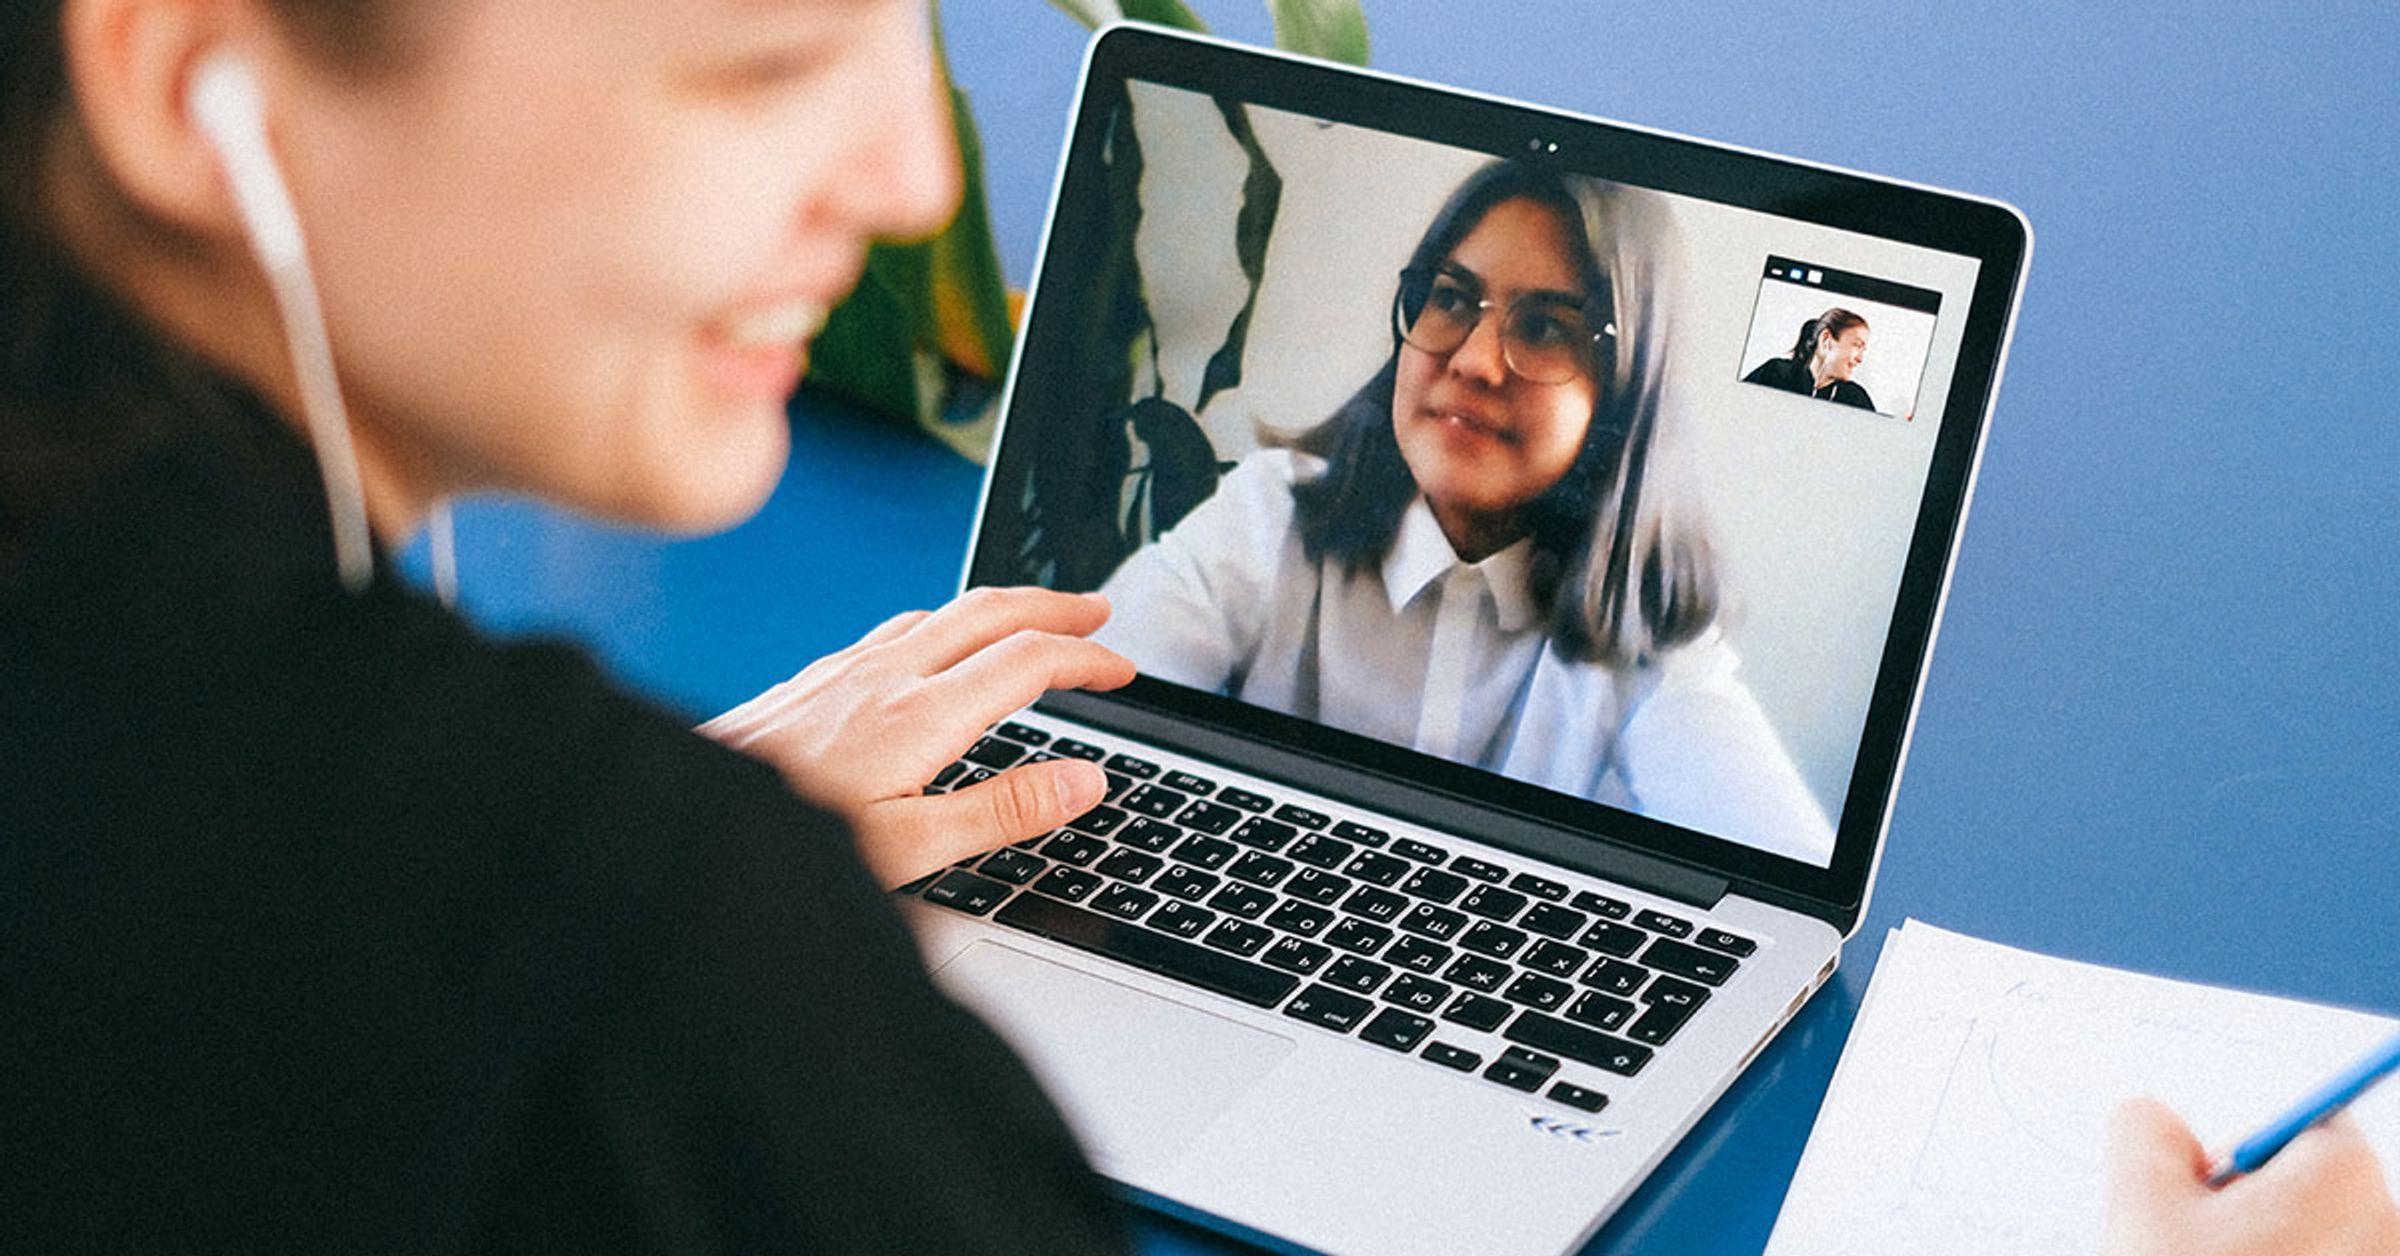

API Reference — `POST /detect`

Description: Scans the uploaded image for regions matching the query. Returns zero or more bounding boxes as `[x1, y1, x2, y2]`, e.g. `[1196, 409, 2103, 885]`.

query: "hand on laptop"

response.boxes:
[2099, 1097, 2400, 1256]
[699, 587, 1137, 888]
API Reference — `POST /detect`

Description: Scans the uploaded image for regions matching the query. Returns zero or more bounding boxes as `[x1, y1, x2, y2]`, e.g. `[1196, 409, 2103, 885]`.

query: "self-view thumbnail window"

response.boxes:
[1736, 257, 1939, 419]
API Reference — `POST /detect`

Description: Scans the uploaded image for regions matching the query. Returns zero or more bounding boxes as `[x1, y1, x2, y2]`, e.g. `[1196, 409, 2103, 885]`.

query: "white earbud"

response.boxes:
[189, 51, 429, 599]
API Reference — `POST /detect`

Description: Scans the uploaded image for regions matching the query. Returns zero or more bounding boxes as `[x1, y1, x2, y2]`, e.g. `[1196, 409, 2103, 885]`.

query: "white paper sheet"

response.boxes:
[1765, 920, 2400, 1254]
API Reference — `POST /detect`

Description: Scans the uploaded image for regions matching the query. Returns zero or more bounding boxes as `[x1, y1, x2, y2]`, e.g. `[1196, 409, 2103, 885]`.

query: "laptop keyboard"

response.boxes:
[899, 718, 1765, 1117]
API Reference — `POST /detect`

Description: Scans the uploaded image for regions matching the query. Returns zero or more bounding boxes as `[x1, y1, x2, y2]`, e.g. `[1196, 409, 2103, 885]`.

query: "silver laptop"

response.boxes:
[898, 25, 2029, 1256]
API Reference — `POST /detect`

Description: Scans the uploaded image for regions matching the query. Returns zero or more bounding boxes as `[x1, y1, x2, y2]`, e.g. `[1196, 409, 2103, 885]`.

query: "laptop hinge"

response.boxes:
[1037, 692, 1732, 911]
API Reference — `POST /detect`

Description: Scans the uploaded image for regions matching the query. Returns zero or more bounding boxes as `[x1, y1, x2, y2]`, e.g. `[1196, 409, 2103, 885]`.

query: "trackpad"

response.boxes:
[936, 941, 1295, 1175]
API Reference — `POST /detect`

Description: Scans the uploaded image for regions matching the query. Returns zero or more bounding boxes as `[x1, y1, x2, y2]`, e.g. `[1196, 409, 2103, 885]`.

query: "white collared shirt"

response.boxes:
[1096, 449, 1836, 864]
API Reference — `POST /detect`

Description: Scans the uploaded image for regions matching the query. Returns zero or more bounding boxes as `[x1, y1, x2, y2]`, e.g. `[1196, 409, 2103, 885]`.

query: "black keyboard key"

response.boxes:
[1325, 917, 1393, 956]
[1206, 882, 1276, 919]
[1566, 990, 1635, 1033]
[1066, 805, 1129, 837]
[1400, 866, 1469, 905]
[1642, 974, 1711, 1013]
[1151, 900, 1216, 939]
[1271, 803, 1331, 830]
[1579, 920, 1647, 958]
[1549, 1082, 1609, 1113]
[1634, 909, 1694, 939]
[963, 736, 1027, 770]
[1382, 973, 1451, 1013]
[1105, 753, 1160, 779]
[1520, 903, 1588, 940]
[1162, 770, 1217, 795]
[1504, 1011, 1653, 1076]
[1484, 1047, 1558, 1092]
[1286, 867, 1352, 906]
[1508, 871, 1569, 901]
[995, 721, 1051, 746]
[1051, 738, 1107, 762]
[1450, 856, 1508, 883]
[1227, 851, 1296, 889]
[1264, 899, 1334, 938]
[1175, 800, 1242, 836]
[1117, 817, 1183, 853]
[1522, 940, 1590, 978]
[1571, 890, 1632, 919]
[1095, 847, 1163, 884]
[1324, 956, 1392, 994]
[1458, 921, 1529, 961]
[1459, 884, 1529, 922]
[1101, 771, 1134, 801]
[1153, 864, 1218, 901]
[1360, 1008, 1434, 1053]
[1627, 996, 1701, 1046]
[1287, 833, 1355, 870]
[1580, 958, 1648, 998]
[1331, 820, 1390, 846]
[994, 893, 1297, 1008]
[1695, 928, 1758, 958]
[1170, 835, 1237, 870]
[1230, 817, 1298, 853]
[956, 766, 996, 791]
[1503, 972, 1572, 1012]
[979, 848, 1048, 885]
[1343, 885, 1409, 923]
[1041, 831, 1107, 866]
[1641, 937, 1738, 986]
[1443, 954, 1513, 993]
[1392, 838, 1449, 864]
[931, 761, 966, 791]
[1092, 882, 1159, 921]
[923, 870, 1012, 915]
[1032, 866, 1103, 902]
[1422, 1041, 1481, 1071]
[1262, 936, 1333, 976]
[1121, 784, 1189, 819]
[1442, 992, 1513, 1032]
[1203, 918, 1274, 958]
[1345, 850, 1411, 887]
[1219, 786, 1273, 812]
[1385, 936, 1452, 974]
[1397, 903, 1467, 942]
[1283, 984, 1373, 1033]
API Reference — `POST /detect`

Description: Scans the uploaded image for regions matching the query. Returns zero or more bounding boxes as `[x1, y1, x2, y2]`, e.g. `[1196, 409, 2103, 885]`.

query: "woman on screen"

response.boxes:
[1743, 307, 1876, 409]
[1098, 161, 1833, 863]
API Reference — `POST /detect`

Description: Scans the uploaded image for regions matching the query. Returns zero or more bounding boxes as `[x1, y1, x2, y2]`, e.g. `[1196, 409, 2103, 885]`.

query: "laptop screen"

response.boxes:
[972, 39, 2020, 889]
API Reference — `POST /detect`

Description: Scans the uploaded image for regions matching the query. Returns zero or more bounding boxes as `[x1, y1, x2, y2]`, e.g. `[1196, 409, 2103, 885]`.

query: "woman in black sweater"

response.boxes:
[2, 1, 1133, 1251]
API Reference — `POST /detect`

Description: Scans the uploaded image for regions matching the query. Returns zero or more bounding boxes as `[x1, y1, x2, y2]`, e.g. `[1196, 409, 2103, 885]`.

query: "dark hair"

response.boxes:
[1290, 160, 1717, 668]
[1785, 306, 1868, 364]
[0, 2, 402, 575]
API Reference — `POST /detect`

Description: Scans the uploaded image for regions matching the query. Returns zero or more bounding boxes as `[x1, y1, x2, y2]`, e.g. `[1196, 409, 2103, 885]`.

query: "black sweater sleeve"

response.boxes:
[0, 408, 1126, 1256]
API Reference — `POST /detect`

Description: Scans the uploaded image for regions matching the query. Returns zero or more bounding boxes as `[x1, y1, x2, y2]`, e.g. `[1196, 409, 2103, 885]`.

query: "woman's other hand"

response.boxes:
[2099, 1096, 2400, 1256]
[700, 587, 1137, 888]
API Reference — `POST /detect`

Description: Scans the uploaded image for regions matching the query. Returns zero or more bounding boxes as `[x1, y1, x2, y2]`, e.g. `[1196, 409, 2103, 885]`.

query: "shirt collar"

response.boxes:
[1381, 496, 1541, 634]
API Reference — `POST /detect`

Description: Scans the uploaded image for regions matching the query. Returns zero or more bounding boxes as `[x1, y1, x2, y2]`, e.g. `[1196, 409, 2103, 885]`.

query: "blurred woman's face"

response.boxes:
[268, 0, 957, 531]
[1390, 197, 1597, 560]
[1818, 324, 1868, 382]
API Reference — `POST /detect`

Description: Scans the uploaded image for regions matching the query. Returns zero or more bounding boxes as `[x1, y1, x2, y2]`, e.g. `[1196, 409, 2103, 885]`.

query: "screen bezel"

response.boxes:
[966, 24, 2029, 922]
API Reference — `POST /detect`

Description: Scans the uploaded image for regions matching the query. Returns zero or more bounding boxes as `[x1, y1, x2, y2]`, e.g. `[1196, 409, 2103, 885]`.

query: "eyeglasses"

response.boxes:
[1392, 267, 1614, 385]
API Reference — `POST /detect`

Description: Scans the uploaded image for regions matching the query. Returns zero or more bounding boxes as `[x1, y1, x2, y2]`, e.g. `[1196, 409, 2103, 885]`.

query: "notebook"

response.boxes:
[897, 24, 2029, 1256]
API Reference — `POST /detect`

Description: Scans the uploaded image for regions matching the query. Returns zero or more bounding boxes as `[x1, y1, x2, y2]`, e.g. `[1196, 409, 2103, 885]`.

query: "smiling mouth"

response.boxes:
[1429, 409, 1514, 444]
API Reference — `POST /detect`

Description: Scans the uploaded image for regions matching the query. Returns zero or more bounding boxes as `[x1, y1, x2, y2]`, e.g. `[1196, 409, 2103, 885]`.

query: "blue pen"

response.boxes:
[2206, 1029, 2400, 1187]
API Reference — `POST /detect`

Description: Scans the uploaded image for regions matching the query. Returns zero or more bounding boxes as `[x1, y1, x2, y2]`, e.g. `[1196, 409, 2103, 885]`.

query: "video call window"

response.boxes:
[1736, 257, 1940, 419]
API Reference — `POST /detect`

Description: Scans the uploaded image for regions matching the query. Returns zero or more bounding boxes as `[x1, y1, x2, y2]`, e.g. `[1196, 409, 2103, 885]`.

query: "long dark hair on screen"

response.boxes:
[1785, 306, 1867, 364]
[1290, 160, 1717, 668]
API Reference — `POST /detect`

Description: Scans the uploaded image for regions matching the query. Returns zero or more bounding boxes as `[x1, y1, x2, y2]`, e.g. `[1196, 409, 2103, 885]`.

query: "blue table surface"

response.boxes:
[403, 4, 2400, 1253]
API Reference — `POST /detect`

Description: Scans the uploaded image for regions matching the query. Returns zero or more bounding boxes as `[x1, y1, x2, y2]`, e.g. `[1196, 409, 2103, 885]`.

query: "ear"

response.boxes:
[60, 0, 262, 238]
